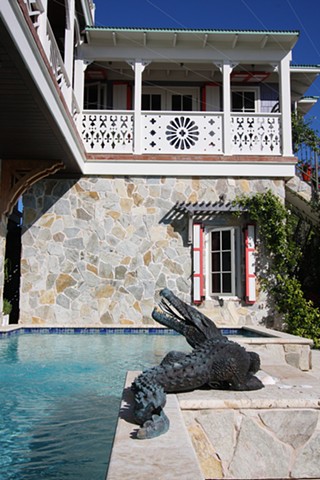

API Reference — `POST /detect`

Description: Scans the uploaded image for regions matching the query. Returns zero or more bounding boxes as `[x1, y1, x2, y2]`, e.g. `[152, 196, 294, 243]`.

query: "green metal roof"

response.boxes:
[85, 26, 300, 35]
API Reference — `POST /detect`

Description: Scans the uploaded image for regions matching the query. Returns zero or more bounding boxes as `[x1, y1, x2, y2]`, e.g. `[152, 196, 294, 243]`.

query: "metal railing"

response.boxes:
[296, 144, 319, 195]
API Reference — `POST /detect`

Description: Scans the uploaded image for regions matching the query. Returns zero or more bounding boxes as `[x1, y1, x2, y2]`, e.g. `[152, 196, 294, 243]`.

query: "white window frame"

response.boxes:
[206, 226, 242, 298]
[84, 82, 107, 110]
[141, 86, 200, 111]
[231, 86, 260, 113]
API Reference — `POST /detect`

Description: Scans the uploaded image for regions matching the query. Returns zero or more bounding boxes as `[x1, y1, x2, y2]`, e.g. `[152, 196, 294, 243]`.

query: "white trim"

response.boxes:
[206, 227, 237, 297]
[83, 161, 295, 177]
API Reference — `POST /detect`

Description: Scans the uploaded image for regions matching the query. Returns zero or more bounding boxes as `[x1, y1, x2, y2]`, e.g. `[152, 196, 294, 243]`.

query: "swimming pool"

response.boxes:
[0, 333, 190, 480]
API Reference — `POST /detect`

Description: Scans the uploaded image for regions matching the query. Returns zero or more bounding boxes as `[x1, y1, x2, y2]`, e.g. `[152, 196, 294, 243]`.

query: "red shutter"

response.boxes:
[193, 223, 204, 304]
[245, 224, 256, 304]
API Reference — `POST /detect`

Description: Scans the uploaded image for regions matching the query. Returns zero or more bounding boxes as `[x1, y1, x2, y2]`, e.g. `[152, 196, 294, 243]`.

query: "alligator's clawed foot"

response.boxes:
[136, 411, 170, 440]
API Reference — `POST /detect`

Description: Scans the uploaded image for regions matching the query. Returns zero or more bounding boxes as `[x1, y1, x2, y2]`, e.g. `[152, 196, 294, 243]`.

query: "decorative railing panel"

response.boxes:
[24, 0, 43, 29]
[142, 112, 223, 154]
[231, 114, 281, 155]
[82, 112, 134, 153]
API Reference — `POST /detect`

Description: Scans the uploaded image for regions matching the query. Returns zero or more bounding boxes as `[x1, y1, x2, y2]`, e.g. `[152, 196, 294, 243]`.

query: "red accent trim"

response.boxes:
[231, 71, 270, 83]
[193, 224, 204, 304]
[245, 225, 256, 304]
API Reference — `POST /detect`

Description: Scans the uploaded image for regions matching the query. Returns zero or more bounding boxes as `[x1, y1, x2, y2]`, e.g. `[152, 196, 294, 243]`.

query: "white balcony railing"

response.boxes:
[82, 111, 134, 153]
[231, 113, 281, 155]
[81, 111, 282, 156]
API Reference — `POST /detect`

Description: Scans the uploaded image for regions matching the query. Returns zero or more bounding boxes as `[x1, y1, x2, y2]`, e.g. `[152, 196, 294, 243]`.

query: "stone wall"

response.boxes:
[183, 408, 320, 479]
[20, 176, 285, 326]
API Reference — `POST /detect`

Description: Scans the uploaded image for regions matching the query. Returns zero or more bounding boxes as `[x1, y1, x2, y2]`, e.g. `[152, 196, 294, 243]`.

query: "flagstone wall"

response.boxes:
[19, 176, 285, 326]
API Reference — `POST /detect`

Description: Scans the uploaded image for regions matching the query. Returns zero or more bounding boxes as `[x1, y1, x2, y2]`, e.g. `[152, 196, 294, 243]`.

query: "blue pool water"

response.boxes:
[0, 333, 190, 480]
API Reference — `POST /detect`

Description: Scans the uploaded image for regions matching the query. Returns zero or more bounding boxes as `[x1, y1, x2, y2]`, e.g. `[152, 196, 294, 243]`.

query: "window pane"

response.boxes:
[243, 92, 255, 111]
[211, 231, 220, 251]
[142, 94, 150, 110]
[222, 273, 232, 293]
[172, 95, 182, 111]
[211, 253, 220, 272]
[222, 231, 231, 250]
[232, 91, 243, 112]
[151, 94, 161, 110]
[212, 273, 221, 293]
[222, 252, 231, 271]
[182, 95, 192, 111]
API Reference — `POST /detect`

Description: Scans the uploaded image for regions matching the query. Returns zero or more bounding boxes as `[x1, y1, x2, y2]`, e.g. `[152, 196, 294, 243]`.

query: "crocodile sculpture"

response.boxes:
[131, 288, 263, 439]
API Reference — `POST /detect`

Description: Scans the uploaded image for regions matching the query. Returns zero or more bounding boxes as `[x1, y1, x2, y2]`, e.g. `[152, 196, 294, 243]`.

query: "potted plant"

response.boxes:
[2, 298, 12, 326]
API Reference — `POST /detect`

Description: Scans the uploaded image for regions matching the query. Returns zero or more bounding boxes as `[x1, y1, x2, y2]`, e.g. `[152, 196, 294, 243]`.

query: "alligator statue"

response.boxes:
[131, 288, 263, 439]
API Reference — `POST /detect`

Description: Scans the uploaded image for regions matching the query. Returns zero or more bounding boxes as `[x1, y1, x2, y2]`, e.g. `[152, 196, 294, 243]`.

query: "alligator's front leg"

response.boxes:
[132, 370, 170, 439]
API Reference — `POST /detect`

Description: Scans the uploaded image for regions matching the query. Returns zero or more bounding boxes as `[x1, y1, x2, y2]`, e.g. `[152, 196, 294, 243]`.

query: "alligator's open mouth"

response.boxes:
[152, 288, 222, 348]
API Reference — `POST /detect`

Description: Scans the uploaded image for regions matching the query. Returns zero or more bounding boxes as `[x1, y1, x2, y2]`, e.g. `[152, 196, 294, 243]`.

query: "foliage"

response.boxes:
[291, 112, 320, 153]
[235, 190, 320, 348]
[3, 298, 12, 316]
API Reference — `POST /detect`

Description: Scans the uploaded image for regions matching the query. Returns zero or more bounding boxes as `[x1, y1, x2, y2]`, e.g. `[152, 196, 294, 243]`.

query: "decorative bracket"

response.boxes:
[0, 159, 65, 218]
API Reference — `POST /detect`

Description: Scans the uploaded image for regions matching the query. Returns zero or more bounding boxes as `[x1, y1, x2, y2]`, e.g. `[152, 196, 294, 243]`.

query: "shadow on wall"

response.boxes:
[22, 177, 79, 231]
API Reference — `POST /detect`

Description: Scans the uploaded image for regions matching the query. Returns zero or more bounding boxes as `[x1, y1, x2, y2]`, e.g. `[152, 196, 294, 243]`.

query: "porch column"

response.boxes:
[129, 60, 149, 154]
[219, 61, 234, 156]
[279, 52, 293, 156]
[63, 0, 76, 109]
[74, 59, 89, 113]
[37, 0, 49, 56]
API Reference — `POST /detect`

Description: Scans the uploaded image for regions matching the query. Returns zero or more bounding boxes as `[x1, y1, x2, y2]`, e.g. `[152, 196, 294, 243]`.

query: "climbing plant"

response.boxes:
[291, 112, 320, 153]
[235, 190, 320, 348]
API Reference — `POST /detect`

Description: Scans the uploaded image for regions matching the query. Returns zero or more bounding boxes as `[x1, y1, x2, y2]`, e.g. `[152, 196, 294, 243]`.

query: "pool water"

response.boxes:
[0, 334, 190, 480]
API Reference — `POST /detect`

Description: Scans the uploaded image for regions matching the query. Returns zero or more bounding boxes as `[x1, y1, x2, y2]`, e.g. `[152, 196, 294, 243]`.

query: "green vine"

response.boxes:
[291, 112, 320, 153]
[235, 190, 320, 347]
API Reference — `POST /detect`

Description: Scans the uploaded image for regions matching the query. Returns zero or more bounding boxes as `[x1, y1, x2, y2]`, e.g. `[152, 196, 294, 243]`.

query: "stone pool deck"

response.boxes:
[107, 351, 320, 480]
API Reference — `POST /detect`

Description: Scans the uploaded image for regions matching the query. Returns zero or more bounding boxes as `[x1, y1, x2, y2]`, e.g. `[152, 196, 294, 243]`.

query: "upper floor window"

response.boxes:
[142, 87, 199, 111]
[231, 87, 259, 113]
[84, 83, 107, 109]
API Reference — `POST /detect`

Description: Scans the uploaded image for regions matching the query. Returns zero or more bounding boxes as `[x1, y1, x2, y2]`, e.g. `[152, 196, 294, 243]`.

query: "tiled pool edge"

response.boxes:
[0, 324, 314, 371]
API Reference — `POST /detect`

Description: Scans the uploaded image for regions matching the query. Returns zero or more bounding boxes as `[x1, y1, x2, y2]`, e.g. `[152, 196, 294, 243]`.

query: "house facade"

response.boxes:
[1, 1, 320, 326]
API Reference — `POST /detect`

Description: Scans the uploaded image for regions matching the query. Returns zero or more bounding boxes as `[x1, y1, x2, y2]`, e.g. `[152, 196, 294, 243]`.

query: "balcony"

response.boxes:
[81, 110, 281, 156]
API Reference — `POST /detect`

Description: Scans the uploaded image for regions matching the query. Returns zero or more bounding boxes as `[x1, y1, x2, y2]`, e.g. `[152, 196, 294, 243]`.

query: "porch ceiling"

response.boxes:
[85, 27, 299, 51]
[0, 17, 81, 173]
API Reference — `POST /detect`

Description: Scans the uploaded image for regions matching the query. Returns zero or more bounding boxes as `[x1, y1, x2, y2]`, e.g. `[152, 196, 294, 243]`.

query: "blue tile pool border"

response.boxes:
[0, 326, 244, 338]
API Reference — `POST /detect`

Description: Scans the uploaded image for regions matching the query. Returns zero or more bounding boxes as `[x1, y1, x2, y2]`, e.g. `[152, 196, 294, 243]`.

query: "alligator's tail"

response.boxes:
[131, 372, 169, 439]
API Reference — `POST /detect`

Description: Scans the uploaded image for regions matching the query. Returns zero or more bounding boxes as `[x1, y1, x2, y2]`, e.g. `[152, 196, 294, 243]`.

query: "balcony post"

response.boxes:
[129, 60, 149, 154]
[279, 52, 293, 156]
[218, 61, 235, 155]
[63, 0, 75, 110]
[37, 0, 49, 57]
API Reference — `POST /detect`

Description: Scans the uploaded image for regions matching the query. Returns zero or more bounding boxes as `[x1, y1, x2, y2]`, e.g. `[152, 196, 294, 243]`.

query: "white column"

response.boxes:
[74, 58, 89, 113]
[218, 61, 234, 156]
[37, 0, 49, 57]
[64, 0, 75, 109]
[130, 60, 149, 154]
[279, 52, 293, 156]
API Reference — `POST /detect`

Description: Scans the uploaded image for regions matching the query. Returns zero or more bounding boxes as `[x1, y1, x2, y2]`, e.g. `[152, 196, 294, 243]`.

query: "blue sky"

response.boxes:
[93, 0, 320, 132]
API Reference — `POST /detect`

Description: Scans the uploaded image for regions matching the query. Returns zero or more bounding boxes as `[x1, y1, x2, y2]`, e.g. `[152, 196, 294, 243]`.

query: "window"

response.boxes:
[231, 87, 259, 113]
[192, 223, 255, 304]
[171, 94, 193, 111]
[142, 94, 162, 110]
[84, 83, 107, 109]
[141, 87, 199, 111]
[209, 228, 236, 296]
